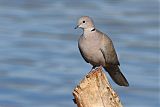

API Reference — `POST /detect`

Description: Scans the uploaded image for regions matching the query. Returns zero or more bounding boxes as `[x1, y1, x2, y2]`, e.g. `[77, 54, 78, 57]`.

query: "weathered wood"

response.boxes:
[72, 67, 123, 107]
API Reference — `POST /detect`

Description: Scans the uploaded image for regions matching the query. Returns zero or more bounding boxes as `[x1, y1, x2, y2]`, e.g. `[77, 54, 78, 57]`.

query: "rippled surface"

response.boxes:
[0, 0, 159, 107]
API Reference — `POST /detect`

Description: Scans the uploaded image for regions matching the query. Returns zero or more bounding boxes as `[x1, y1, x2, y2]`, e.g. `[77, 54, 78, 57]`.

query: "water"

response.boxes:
[0, 0, 159, 107]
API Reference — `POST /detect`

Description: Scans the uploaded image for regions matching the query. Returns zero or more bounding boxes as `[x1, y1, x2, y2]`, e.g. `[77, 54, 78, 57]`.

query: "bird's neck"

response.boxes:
[83, 27, 96, 37]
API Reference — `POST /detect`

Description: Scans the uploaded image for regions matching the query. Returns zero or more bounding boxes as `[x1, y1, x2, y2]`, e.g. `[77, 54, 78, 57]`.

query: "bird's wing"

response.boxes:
[78, 45, 89, 63]
[100, 33, 120, 65]
[78, 36, 89, 63]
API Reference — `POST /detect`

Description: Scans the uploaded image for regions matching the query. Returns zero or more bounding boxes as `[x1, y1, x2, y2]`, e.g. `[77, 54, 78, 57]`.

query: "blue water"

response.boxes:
[0, 0, 159, 107]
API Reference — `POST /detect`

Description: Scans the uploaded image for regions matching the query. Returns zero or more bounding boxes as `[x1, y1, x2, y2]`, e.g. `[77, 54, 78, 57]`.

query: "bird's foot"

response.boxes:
[90, 65, 102, 72]
[92, 66, 98, 70]
[87, 66, 102, 77]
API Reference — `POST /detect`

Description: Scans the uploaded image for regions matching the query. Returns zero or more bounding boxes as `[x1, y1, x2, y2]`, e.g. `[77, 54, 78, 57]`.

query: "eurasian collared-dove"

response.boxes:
[75, 16, 129, 86]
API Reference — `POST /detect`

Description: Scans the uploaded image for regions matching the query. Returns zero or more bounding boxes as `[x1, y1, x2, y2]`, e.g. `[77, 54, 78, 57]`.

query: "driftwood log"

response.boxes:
[72, 67, 123, 107]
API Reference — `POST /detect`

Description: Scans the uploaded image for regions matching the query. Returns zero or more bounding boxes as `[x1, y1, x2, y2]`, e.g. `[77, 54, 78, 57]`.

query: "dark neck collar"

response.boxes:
[91, 28, 95, 32]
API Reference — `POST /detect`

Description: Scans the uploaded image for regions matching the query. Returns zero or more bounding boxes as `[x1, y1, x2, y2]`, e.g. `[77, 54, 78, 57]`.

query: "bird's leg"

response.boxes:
[87, 66, 102, 77]
[91, 65, 101, 71]
[88, 66, 96, 74]
[92, 66, 97, 70]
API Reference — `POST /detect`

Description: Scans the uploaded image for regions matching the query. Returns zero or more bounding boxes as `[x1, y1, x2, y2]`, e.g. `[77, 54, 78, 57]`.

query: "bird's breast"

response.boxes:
[79, 36, 105, 66]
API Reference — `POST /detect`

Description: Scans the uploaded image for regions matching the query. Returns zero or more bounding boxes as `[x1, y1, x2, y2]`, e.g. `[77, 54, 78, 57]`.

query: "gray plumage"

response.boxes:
[75, 16, 129, 86]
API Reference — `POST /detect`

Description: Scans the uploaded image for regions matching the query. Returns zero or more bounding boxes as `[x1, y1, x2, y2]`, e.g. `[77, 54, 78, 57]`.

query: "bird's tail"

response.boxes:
[104, 64, 129, 87]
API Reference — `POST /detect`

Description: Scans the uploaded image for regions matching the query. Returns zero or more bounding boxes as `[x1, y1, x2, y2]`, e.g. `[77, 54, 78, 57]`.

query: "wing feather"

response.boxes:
[100, 33, 120, 65]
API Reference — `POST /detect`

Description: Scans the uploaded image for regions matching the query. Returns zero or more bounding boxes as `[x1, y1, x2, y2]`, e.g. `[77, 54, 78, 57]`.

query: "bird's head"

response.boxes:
[75, 16, 94, 30]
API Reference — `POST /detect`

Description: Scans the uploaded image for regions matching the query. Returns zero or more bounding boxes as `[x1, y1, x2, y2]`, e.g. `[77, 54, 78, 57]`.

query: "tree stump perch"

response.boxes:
[72, 67, 123, 107]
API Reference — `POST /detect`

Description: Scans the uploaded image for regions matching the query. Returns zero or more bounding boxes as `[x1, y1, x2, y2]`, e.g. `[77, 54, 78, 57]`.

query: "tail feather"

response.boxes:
[104, 64, 129, 87]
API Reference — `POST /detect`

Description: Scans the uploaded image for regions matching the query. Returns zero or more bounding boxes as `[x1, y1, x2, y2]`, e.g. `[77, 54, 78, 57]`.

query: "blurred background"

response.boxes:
[0, 0, 159, 107]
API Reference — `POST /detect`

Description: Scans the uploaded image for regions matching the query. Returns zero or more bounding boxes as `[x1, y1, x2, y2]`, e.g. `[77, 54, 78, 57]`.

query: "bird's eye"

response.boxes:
[83, 21, 85, 23]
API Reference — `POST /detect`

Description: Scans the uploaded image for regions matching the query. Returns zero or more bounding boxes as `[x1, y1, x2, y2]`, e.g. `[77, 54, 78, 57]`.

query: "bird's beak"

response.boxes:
[74, 25, 79, 29]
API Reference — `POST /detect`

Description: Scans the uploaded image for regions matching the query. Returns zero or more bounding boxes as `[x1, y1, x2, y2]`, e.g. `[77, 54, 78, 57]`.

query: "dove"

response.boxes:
[75, 16, 129, 86]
